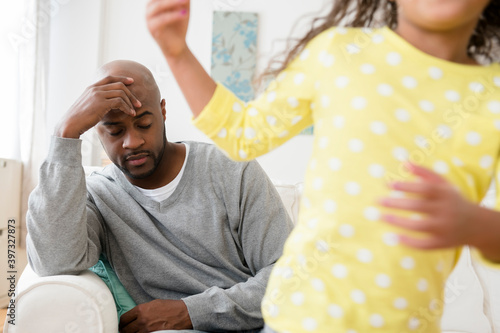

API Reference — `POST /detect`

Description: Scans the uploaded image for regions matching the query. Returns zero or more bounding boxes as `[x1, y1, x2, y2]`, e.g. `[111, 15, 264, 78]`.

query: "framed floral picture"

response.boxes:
[211, 11, 258, 103]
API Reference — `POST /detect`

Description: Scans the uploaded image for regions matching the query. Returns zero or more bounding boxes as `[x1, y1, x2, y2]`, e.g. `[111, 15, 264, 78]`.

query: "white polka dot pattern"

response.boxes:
[328, 304, 344, 318]
[401, 257, 416, 270]
[351, 97, 368, 110]
[386, 52, 402, 66]
[375, 274, 392, 288]
[357, 249, 373, 263]
[351, 289, 366, 304]
[302, 318, 318, 331]
[349, 139, 364, 152]
[370, 314, 385, 328]
[364, 207, 380, 221]
[292, 292, 305, 306]
[394, 297, 408, 310]
[395, 109, 410, 122]
[360, 64, 375, 74]
[196, 26, 500, 333]
[331, 264, 348, 279]
[429, 67, 443, 80]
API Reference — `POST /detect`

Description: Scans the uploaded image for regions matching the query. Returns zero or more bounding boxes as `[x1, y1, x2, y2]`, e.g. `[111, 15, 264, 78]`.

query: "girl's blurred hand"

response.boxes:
[379, 162, 479, 250]
[146, 0, 190, 59]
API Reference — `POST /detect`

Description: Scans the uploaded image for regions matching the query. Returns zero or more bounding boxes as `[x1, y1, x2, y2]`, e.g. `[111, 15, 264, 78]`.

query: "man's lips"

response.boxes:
[125, 153, 149, 166]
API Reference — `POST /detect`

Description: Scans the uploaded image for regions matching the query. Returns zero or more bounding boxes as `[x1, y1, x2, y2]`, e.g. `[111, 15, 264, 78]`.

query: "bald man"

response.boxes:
[26, 60, 293, 333]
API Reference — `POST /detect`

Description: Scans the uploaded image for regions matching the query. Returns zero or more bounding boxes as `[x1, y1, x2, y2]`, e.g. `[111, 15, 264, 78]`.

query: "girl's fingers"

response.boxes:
[398, 234, 443, 250]
[405, 161, 447, 184]
[381, 214, 433, 232]
[379, 197, 433, 214]
[147, 9, 188, 31]
[146, 0, 188, 19]
[388, 180, 435, 196]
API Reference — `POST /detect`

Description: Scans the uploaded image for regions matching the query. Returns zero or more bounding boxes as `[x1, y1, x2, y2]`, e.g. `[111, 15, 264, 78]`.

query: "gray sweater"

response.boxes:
[26, 137, 293, 331]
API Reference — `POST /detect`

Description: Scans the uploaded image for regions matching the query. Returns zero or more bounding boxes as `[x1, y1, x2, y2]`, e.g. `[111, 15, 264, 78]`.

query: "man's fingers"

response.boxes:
[118, 308, 137, 330]
[101, 81, 142, 108]
[94, 75, 134, 87]
[90, 76, 142, 108]
[98, 82, 142, 109]
[118, 321, 140, 333]
[107, 97, 137, 117]
[96, 89, 133, 110]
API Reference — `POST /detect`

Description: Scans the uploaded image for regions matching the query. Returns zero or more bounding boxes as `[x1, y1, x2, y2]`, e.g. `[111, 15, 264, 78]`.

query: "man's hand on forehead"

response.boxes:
[54, 76, 143, 139]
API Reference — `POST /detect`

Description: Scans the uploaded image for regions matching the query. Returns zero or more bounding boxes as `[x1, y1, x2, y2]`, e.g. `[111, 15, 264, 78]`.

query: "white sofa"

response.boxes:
[4, 177, 500, 333]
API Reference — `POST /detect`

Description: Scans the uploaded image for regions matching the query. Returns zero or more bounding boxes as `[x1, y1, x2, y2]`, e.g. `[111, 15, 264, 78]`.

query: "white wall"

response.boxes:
[46, 0, 104, 165]
[47, 0, 330, 183]
[0, 1, 25, 160]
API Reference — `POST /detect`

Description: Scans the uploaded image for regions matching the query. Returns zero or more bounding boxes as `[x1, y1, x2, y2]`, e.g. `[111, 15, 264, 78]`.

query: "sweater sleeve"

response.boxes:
[182, 160, 294, 331]
[26, 136, 105, 276]
[192, 30, 334, 161]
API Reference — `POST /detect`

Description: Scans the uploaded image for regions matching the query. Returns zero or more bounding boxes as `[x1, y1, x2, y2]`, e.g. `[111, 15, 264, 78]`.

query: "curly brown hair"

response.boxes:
[265, 0, 500, 79]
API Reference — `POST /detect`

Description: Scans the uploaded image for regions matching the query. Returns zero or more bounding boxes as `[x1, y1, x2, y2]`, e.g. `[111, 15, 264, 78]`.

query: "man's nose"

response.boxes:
[122, 130, 145, 150]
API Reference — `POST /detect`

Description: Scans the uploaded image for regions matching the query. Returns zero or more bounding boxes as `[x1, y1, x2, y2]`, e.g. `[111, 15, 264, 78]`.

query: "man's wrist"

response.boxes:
[54, 121, 82, 139]
[180, 300, 193, 329]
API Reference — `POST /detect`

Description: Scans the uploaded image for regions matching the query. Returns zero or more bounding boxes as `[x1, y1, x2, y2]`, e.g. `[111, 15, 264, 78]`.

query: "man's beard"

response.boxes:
[117, 129, 167, 180]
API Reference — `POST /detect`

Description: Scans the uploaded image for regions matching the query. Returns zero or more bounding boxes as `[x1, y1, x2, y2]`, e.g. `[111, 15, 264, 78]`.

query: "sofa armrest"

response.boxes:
[441, 247, 493, 333]
[472, 253, 500, 331]
[4, 264, 118, 333]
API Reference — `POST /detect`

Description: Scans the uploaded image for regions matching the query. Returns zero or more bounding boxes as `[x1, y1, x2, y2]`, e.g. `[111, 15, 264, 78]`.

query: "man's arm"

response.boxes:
[26, 137, 105, 275]
[181, 160, 294, 331]
[27, 76, 141, 275]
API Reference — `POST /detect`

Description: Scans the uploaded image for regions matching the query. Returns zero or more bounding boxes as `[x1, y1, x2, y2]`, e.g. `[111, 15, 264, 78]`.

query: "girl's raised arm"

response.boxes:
[146, 0, 216, 117]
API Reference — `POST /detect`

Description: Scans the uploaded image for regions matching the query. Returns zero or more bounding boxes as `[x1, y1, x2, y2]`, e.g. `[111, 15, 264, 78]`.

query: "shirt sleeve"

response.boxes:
[26, 136, 104, 276]
[193, 31, 333, 161]
[182, 160, 294, 331]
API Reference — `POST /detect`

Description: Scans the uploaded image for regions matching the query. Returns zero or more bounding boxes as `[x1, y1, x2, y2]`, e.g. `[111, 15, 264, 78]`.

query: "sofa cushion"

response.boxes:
[273, 181, 303, 224]
[89, 255, 136, 318]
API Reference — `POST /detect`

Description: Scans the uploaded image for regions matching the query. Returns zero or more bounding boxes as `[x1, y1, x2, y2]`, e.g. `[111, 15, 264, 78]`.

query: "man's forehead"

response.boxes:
[101, 109, 155, 124]
[101, 109, 129, 123]
[128, 81, 154, 102]
[97, 61, 162, 113]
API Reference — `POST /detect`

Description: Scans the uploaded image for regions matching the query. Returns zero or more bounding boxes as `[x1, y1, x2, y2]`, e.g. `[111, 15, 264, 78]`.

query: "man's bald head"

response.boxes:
[97, 60, 161, 105]
[94, 60, 169, 183]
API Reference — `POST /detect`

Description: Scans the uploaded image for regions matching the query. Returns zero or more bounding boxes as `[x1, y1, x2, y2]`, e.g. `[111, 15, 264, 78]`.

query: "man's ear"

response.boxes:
[160, 99, 166, 121]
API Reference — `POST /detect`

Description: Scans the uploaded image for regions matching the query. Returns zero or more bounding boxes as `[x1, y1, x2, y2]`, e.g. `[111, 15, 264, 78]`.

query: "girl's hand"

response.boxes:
[379, 162, 479, 250]
[146, 0, 190, 59]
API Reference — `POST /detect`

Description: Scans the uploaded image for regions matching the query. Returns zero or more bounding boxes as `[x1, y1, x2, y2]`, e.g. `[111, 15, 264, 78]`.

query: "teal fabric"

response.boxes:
[89, 255, 136, 319]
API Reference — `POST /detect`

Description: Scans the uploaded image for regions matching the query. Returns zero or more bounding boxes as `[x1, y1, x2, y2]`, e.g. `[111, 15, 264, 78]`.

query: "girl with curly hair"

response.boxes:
[146, 1, 500, 331]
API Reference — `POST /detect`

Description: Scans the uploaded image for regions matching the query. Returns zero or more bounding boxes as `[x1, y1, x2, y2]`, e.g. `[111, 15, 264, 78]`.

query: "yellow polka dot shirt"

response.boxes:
[193, 27, 500, 332]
